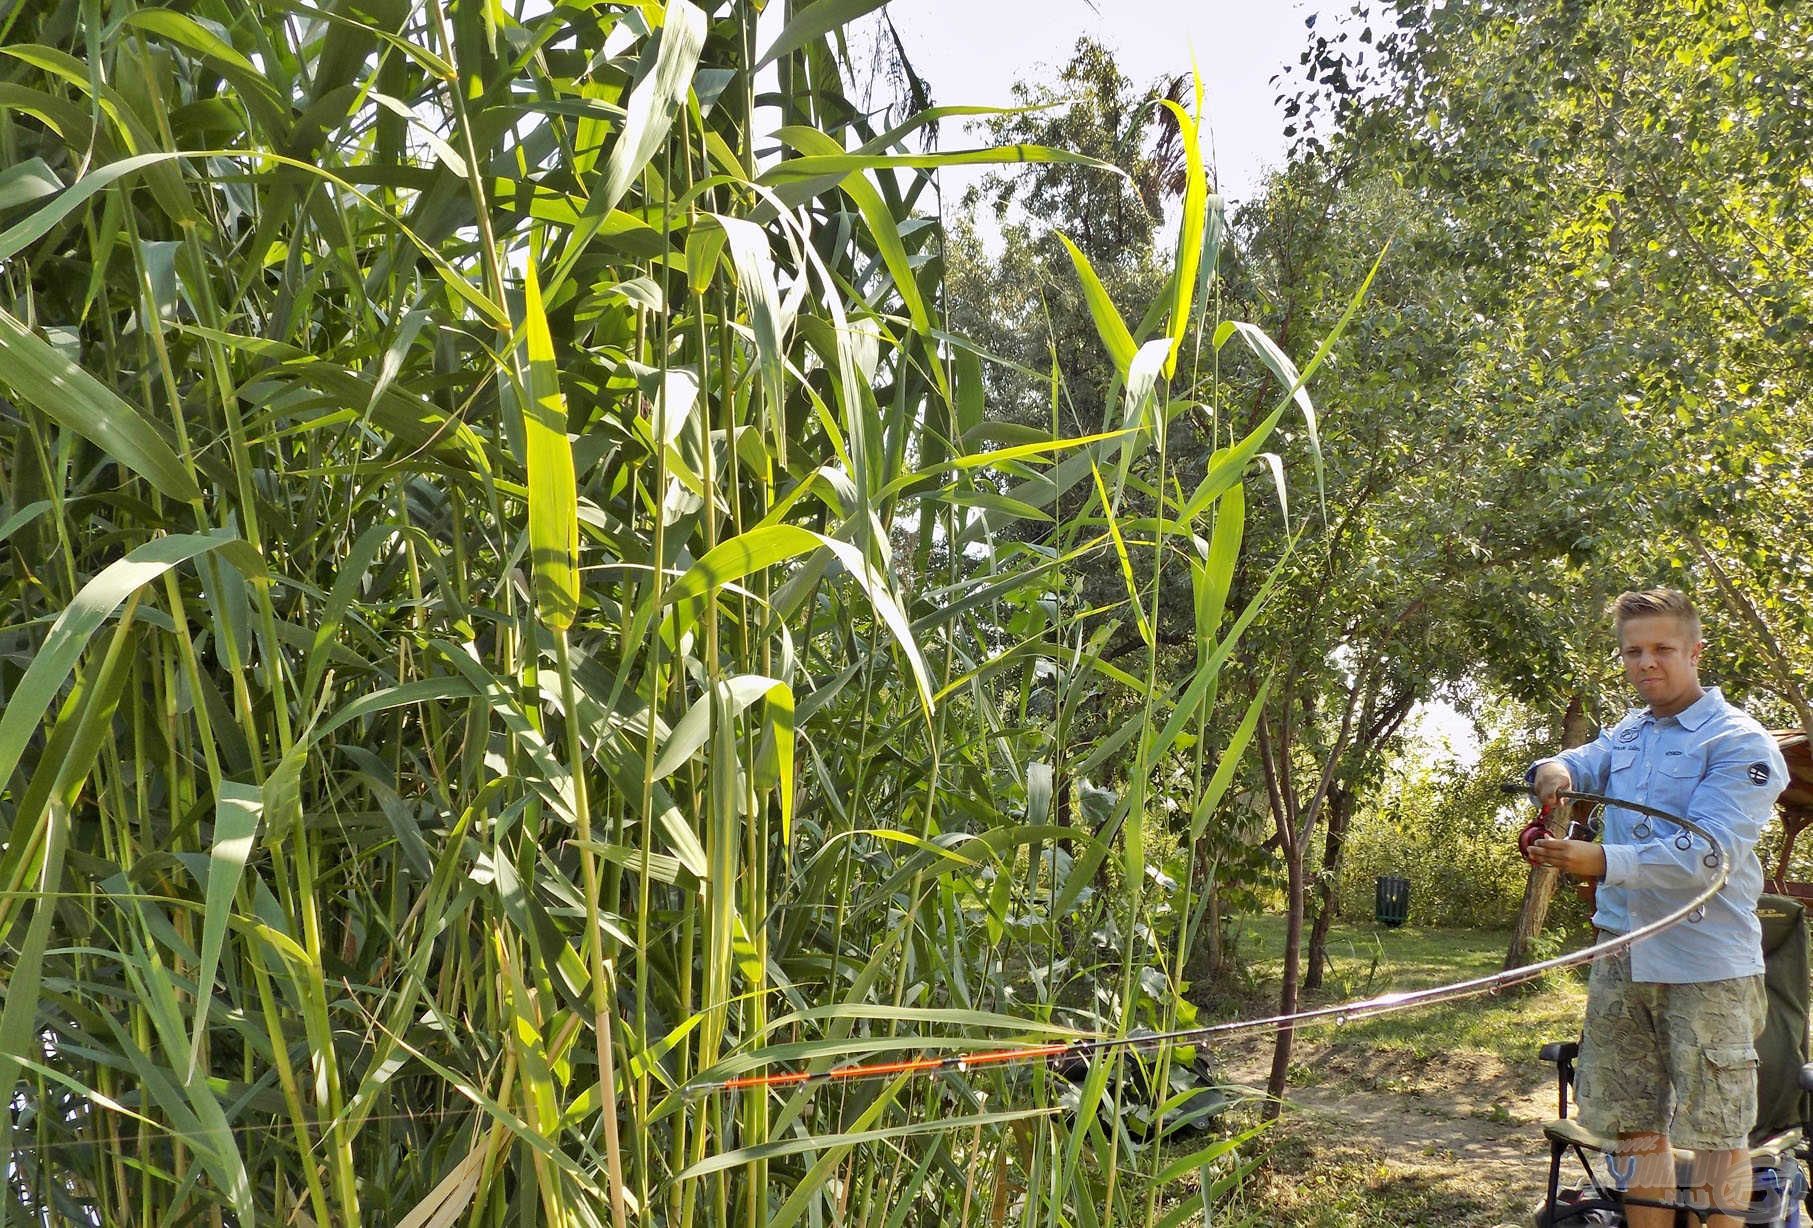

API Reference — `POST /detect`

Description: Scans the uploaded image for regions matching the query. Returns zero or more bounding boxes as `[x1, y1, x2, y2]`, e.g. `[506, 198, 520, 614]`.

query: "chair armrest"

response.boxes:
[1540, 1041, 1580, 1119]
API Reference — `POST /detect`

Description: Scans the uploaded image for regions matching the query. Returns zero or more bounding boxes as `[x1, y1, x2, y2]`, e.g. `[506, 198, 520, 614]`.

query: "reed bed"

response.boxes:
[0, 3, 1347, 1223]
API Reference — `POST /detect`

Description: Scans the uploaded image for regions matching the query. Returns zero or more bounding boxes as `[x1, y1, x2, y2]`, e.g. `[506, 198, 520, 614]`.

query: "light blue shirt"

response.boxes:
[1542, 687, 1787, 984]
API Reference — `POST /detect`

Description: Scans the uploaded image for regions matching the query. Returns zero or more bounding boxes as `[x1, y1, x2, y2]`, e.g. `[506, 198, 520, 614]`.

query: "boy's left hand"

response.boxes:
[1529, 837, 1606, 879]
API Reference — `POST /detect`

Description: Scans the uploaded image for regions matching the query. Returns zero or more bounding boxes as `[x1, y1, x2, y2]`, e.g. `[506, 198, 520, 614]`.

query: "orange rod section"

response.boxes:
[959, 1043, 1071, 1067]
[720, 1070, 814, 1091]
[716, 1043, 1082, 1092]
[826, 1057, 944, 1080]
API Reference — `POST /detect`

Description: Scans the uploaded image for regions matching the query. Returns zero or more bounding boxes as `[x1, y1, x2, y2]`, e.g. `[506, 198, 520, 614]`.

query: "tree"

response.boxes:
[1266, 0, 1813, 967]
[1407, 0, 1813, 955]
[945, 37, 1178, 431]
[1205, 141, 1605, 1107]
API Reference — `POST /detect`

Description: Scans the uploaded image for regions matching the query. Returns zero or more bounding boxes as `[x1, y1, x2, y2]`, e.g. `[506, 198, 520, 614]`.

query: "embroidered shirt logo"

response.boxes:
[1749, 762, 1772, 786]
[1616, 726, 1639, 744]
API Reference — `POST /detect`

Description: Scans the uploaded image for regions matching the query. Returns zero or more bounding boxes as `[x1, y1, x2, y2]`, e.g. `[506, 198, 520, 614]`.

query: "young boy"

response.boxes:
[1528, 588, 1787, 1228]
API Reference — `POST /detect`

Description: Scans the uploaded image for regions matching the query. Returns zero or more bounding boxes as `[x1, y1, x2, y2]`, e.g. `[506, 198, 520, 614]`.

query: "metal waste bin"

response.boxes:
[1375, 875, 1410, 928]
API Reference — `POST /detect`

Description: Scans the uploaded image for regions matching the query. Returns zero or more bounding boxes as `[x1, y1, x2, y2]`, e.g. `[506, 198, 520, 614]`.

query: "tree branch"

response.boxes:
[1687, 532, 1813, 738]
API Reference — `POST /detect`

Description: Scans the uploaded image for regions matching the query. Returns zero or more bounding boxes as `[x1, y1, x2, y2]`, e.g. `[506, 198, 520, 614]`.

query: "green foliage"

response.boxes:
[944, 37, 1177, 436]
[9, 1, 1802, 1221]
[1285, 0, 1813, 728]
[1335, 709, 1591, 939]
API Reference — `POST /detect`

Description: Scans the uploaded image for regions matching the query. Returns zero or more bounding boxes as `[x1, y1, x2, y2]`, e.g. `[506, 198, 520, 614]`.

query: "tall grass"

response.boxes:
[0, 3, 1336, 1224]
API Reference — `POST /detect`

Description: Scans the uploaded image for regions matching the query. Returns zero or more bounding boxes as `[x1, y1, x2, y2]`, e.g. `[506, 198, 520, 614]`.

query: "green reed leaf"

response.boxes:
[0, 307, 202, 502]
[521, 248, 580, 631]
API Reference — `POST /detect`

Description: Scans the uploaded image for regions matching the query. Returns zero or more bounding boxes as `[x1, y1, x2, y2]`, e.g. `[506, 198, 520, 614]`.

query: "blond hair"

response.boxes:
[1609, 588, 1701, 642]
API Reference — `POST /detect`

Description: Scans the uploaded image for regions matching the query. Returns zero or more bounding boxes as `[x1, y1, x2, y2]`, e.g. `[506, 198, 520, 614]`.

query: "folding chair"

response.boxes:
[1531, 894, 1813, 1226]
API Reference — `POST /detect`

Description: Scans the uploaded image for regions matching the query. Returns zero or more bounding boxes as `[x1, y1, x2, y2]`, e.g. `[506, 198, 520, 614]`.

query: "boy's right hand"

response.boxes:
[1531, 761, 1572, 806]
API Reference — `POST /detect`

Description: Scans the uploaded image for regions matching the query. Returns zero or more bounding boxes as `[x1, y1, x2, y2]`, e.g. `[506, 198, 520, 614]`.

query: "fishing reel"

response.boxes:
[1504, 782, 1595, 865]
[1516, 809, 1552, 862]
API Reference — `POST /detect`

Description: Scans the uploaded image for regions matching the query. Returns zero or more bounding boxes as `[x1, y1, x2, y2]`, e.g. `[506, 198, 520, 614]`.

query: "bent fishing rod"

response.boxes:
[685, 788, 1730, 1099]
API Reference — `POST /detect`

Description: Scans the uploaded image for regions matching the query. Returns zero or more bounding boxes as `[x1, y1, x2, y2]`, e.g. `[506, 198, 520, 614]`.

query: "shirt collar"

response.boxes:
[1652, 685, 1721, 730]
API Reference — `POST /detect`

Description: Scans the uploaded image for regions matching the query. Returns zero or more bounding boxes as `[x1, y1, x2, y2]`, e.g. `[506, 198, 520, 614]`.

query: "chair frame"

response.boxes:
[1532, 1038, 1811, 1225]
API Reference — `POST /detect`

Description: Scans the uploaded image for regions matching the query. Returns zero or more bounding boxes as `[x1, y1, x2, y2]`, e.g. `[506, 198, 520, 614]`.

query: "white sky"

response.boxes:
[885, 0, 1323, 210]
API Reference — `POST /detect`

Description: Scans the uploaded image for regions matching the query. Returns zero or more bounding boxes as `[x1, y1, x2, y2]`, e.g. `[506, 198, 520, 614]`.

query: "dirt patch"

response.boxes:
[1213, 1037, 1563, 1225]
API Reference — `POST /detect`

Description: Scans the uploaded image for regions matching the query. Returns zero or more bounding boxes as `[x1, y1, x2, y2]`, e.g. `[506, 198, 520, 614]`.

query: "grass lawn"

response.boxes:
[1213, 914, 1591, 1065]
[1178, 915, 1597, 1226]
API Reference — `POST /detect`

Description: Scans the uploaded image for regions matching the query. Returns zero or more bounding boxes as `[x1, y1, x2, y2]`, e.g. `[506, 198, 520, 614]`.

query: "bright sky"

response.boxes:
[886, 0, 1322, 210]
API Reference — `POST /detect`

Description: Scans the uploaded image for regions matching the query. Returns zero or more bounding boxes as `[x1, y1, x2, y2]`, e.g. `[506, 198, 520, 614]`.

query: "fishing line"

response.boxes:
[684, 789, 1730, 1097]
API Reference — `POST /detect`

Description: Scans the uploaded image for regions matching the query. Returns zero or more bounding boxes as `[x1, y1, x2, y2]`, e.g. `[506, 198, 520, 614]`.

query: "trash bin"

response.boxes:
[1375, 875, 1410, 928]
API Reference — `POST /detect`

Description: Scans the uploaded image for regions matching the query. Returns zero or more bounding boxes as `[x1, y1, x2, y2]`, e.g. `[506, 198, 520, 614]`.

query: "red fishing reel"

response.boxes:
[1518, 801, 1556, 863]
[1515, 795, 1594, 863]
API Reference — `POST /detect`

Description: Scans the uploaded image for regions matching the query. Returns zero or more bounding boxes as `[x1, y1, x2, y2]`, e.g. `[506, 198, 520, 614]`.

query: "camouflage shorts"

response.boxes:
[1575, 943, 1767, 1152]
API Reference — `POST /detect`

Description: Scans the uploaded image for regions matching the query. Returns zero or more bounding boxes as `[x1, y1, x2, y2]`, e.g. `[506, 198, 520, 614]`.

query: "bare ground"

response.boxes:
[1214, 1037, 1567, 1225]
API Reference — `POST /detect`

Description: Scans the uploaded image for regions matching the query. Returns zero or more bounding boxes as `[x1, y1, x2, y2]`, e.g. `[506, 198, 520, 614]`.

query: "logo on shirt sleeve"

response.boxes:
[1749, 762, 1772, 786]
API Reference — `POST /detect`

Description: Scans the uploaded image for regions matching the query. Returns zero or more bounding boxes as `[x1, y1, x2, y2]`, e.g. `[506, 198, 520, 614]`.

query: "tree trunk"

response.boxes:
[1264, 843, 1305, 1122]
[1189, 839, 1228, 982]
[1503, 693, 1594, 969]
[1204, 872, 1227, 977]
[1183, 871, 1234, 990]
[1303, 784, 1354, 992]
